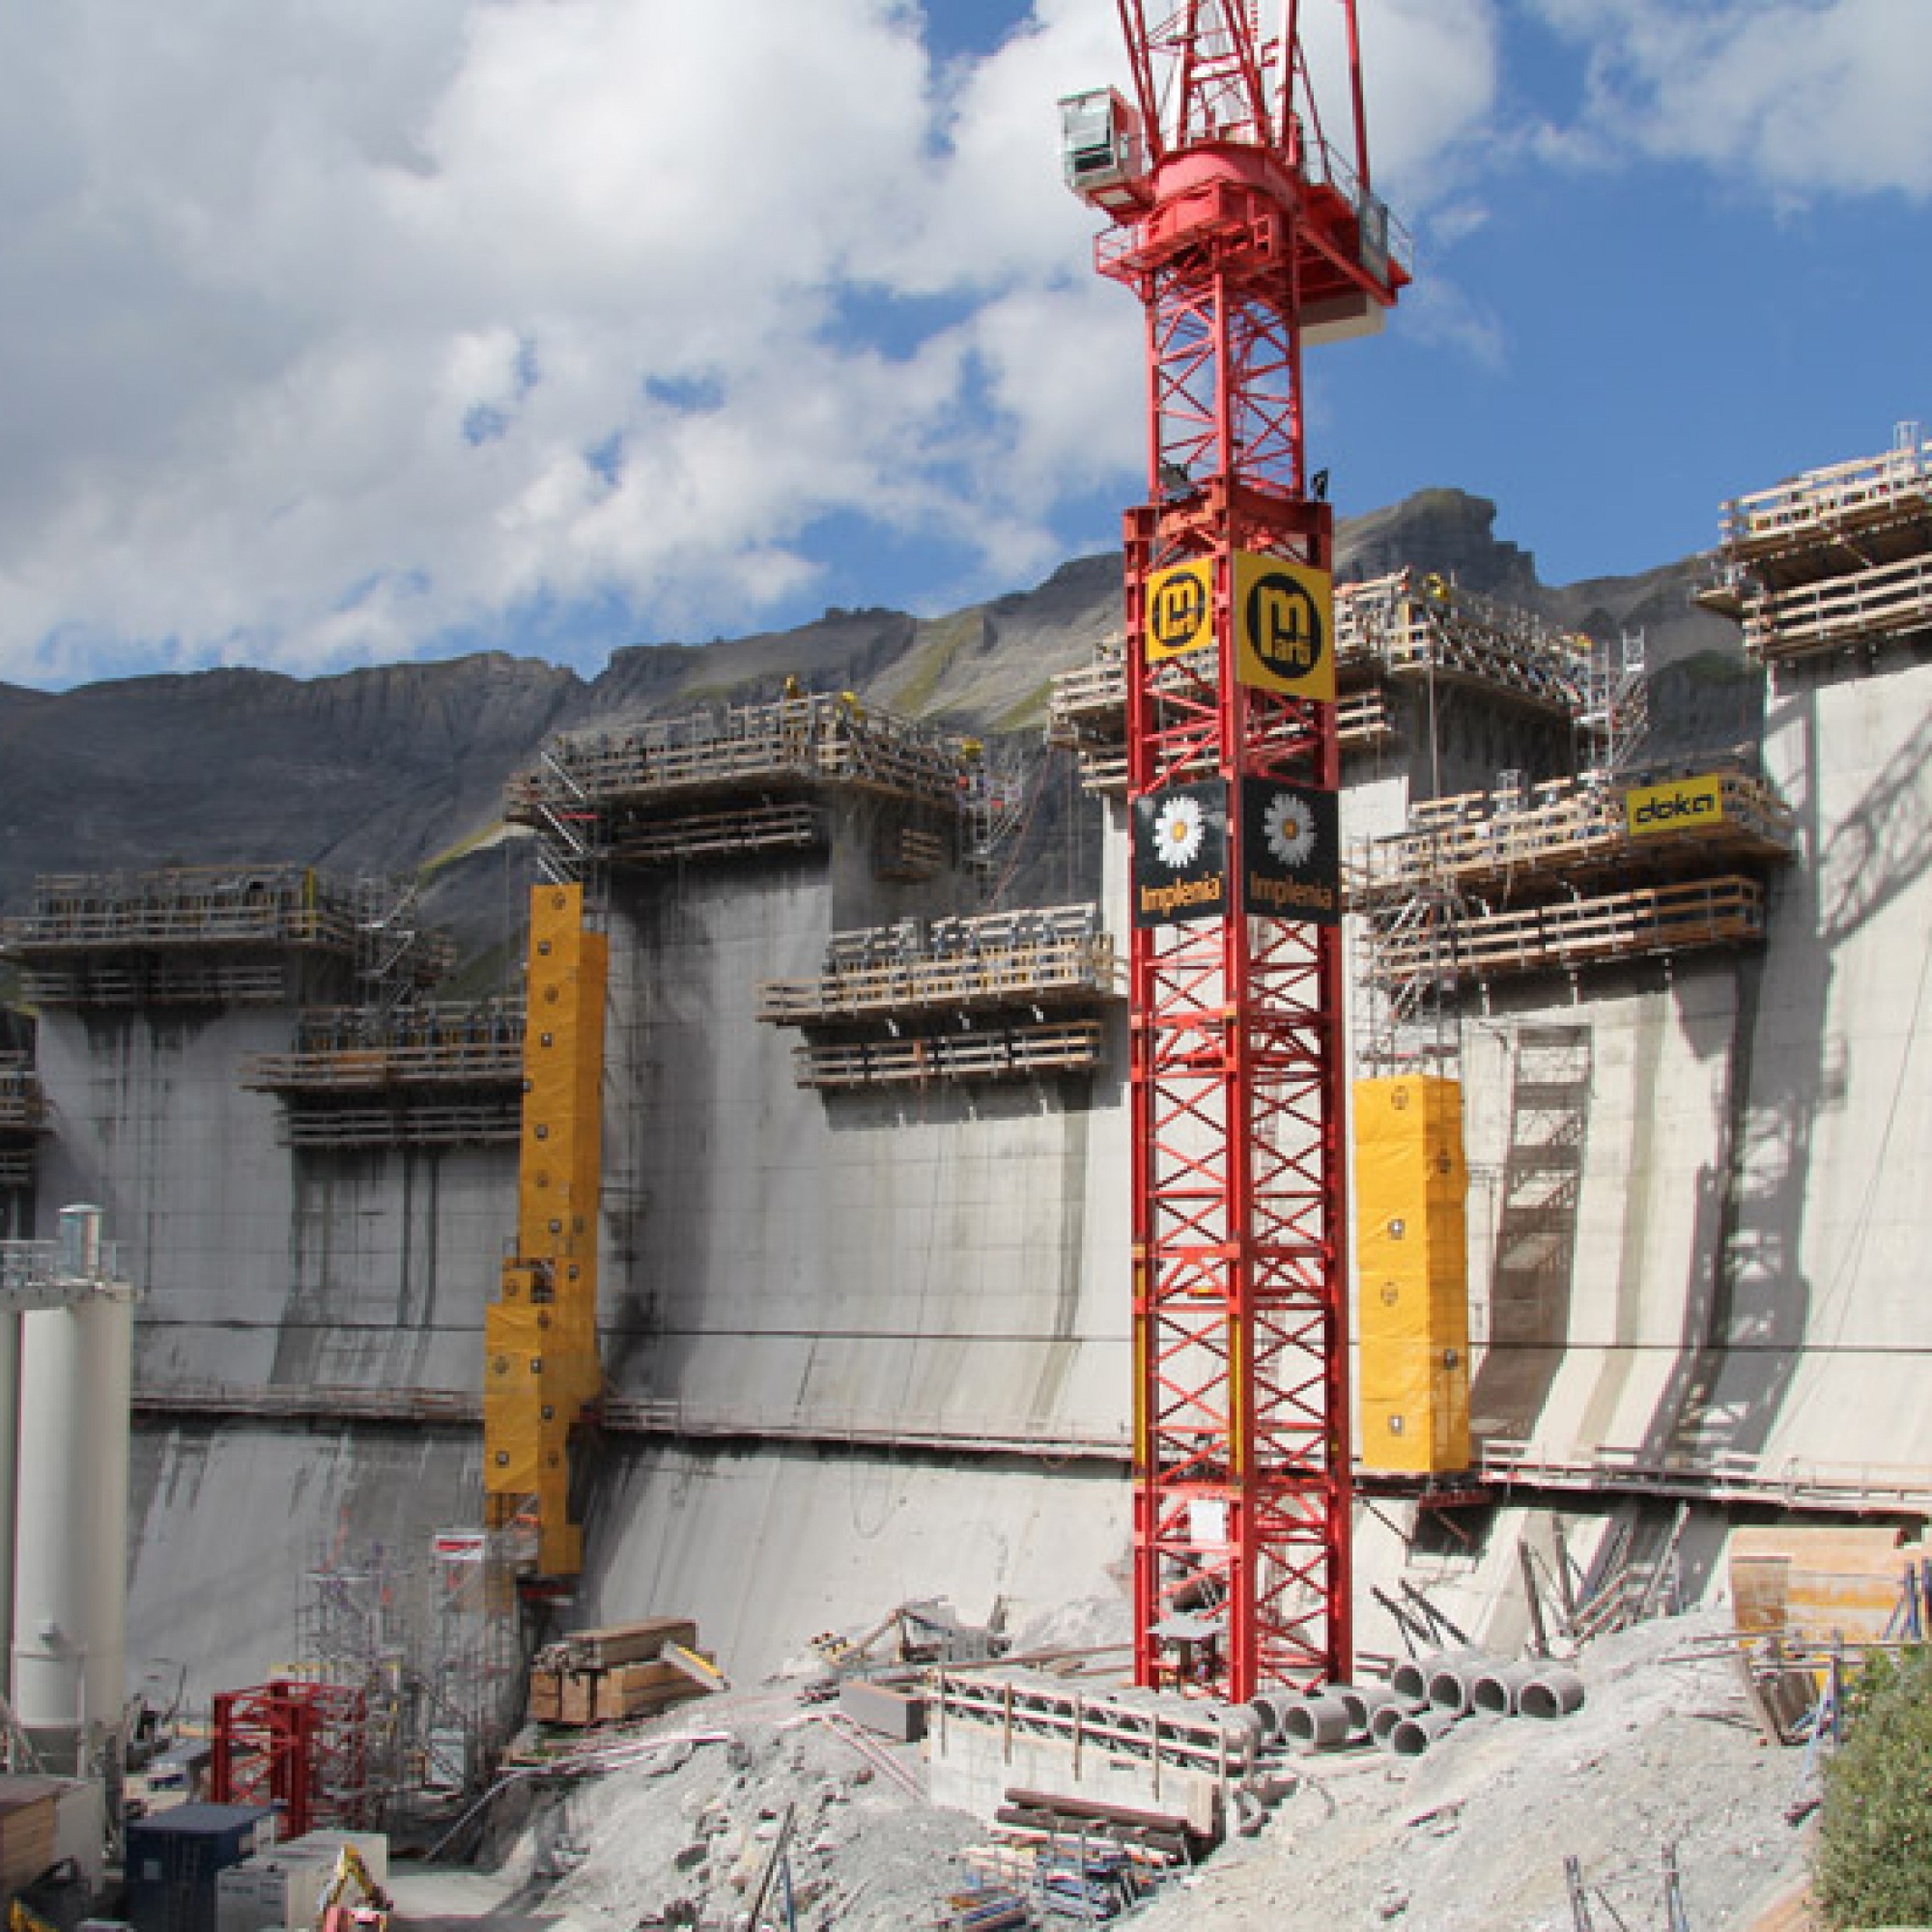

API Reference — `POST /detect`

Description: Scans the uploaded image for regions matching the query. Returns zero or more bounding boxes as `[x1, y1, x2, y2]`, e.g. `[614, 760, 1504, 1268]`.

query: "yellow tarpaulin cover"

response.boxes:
[1354, 1075, 1471, 1474]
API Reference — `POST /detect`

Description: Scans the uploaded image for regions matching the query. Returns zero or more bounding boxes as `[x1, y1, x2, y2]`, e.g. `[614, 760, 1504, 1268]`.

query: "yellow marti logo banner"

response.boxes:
[1234, 553, 1334, 698]
[1144, 560, 1212, 661]
[1627, 774, 1724, 837]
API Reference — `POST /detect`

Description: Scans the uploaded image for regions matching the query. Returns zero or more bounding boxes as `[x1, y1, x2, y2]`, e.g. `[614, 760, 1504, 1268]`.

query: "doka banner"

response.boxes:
[1240, 779, 1340, 923]
[1627, 774, 1724, 838]
[1133, 780, 1229, 926]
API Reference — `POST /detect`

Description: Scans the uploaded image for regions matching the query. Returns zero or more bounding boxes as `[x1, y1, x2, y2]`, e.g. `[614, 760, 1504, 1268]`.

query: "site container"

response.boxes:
[123, 1804, 273, 1932]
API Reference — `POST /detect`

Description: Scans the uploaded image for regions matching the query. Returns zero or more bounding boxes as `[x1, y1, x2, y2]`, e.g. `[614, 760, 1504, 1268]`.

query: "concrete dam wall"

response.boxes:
[13, 463, 1932, 1701]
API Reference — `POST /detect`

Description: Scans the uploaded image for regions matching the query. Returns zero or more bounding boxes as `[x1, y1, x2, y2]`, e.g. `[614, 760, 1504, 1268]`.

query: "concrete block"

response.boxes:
[838, 1680, 927, 1743]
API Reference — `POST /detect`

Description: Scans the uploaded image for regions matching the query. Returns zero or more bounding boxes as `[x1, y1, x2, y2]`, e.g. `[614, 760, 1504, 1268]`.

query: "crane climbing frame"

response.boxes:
[1064, 0, 1407, 1699]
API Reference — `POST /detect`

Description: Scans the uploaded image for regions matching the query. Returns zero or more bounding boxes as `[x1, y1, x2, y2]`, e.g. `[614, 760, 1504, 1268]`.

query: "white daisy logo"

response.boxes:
[1151, 793, 1206, 868]
[1264, 791, 1318, 868]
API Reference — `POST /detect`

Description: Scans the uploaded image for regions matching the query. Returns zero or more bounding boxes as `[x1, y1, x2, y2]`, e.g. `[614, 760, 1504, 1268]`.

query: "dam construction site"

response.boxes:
[2, 10, 1930, 1932]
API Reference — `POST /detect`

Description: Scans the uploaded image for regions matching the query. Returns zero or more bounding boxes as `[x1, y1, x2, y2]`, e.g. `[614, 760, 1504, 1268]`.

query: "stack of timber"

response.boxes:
[0, 1777, 61, 1897]
[526, 1617, 718, 1728]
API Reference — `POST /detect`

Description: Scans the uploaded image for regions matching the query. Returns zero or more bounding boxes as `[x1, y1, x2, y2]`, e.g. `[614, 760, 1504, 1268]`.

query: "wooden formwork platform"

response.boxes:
[1350, 770, 1795, 906]
[793, 1019, 1105, 1090]
[1744, 549, 1932, 662]
[1370, 874, 1766, 984]
[19, 959, 298, 1008]
[277, 1098, 522, 1148]
[759, 933, 1122, 1025]
[604, 799, 828, 866]
[1720, 436, 1932, 564]
[0, 1058, 43, 1132]
[245, 1005, 525, 1092]
[508, 694, 968, 825]
[1335, 570, 1589, 714]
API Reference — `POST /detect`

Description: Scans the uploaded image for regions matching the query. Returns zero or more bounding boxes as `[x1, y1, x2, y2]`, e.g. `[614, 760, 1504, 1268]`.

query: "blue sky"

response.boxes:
[0, 0, 1926, 688]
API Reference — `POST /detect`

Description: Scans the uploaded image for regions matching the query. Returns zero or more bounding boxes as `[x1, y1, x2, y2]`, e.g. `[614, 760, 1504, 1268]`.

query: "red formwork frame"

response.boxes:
[210, 1680, 370, 1836]
[1090, 0, 1404, 1700]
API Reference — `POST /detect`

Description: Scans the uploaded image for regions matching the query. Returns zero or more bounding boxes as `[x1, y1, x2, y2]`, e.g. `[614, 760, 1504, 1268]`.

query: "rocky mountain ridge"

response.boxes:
[0, 489, 1751, 950]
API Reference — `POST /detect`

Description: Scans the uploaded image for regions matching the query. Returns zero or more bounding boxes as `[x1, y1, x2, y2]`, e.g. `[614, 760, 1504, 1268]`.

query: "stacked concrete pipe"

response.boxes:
[1387, 1708, 1462, 1758]
[1520, 1665, 1586, 1719]
[1471, 1662, 1540, 1716]
[1370, 1653, 1588, 1758]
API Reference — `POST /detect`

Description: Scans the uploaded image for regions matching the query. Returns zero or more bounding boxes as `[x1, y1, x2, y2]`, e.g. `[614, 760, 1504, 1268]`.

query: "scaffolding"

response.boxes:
[1335, 569, 1591, 715]
[1046, 576, 1594, 798]
[1350, 768, 1795, 906]
[2, 867, 452, 1008]
[1576, 632, 1650, 782]
[0, 1056, 43, 1191]
[284, 1536, 518, 1813]
[243, 1002, 526, 1149]
[507, 692, 981, 882]
[1702, 423, 1932, 665]
[758, 903, 1122, 1091]
[1350, 766, 1794, 1002]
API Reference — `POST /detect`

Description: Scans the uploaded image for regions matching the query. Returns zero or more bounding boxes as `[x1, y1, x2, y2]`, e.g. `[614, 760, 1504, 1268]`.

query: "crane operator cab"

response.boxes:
[1059, 88, 1148, 213]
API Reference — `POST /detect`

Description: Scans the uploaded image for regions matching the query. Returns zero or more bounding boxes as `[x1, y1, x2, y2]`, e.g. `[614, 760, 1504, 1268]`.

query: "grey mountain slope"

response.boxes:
[0, 491, 1752, 939]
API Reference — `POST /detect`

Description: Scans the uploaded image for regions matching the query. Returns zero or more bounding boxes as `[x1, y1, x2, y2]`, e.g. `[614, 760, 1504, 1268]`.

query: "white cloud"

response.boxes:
[1533, 0, 1932, 198]
[0, 0, 1512, 687]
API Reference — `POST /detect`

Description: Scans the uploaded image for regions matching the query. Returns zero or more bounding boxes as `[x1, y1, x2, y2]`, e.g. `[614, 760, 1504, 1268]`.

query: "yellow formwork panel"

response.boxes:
[517, 881, 608, 1263]
[1355, 1076, 1471, 1475]
[483, 882, 609, 1569]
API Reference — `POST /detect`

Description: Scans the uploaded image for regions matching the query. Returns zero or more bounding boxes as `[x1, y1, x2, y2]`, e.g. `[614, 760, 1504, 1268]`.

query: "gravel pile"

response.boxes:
[508, 1697, 986, 1931]
[1126, 1610, 1813, 1931]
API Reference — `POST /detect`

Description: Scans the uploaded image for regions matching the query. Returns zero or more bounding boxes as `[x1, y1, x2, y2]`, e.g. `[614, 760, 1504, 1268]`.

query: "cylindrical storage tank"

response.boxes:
[1520, 1666, 1586, 1719]
[12, 1284, 134, 1773]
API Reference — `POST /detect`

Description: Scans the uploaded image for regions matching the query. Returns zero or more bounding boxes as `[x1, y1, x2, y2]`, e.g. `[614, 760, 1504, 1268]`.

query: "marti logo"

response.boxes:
[1150, 571, 1207, 653]
[1245, 570, 1324, 682]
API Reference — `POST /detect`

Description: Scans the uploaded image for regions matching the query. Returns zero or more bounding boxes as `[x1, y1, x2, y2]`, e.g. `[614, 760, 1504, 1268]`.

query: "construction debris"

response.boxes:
[437, 1600, 1821, 1931]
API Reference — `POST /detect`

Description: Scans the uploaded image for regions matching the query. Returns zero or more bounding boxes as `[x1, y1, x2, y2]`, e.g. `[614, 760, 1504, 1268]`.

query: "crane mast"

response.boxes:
[1063, 0, 1406, 1699]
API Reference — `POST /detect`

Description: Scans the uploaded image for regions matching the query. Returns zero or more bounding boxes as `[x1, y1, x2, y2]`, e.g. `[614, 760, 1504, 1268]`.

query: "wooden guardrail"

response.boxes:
[1369, 874, 1767, 983]
[1721, 436, 1932, 555]
[1745, 550, 1932, 662]
[509, 694, 970, 821]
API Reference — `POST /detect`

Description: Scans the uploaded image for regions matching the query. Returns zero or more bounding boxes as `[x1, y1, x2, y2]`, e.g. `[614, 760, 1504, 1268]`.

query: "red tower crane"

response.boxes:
[1061, 1, 1407, 1700]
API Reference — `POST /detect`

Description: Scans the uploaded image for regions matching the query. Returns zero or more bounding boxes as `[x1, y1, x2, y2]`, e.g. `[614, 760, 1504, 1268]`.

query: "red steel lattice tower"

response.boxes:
[1061, 1, 1406, 1698]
